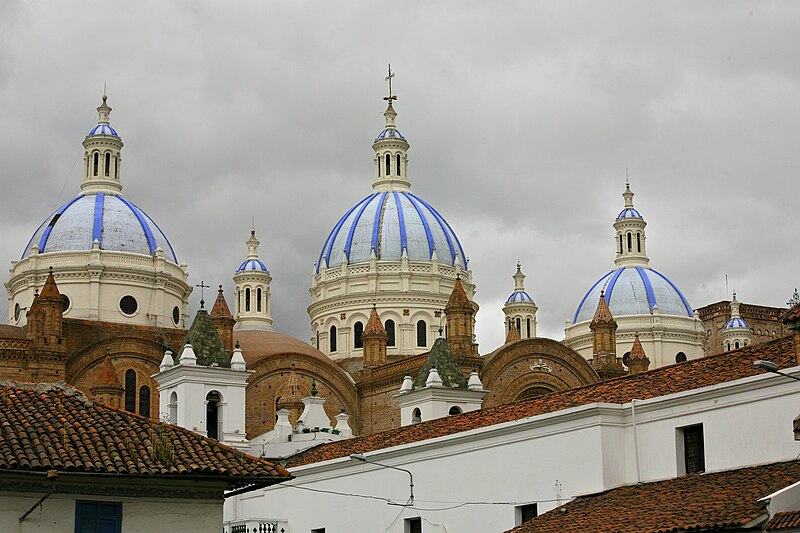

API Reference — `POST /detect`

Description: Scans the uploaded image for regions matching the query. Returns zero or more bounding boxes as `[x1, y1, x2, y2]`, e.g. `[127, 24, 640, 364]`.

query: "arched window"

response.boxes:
[526, 318, 531, 338]
[734, 341, 740, 349]
[636, 232, 641, 252]
[396, 154, 401, 176]
[85, 157, 89, 177]
[726, 342, 731, 351]
[168, 391, 178, 424]
[112, 156, 117, 178]
[385, 319, 396, 347]
[138, 386, 150, 418]
[412, 408, 421, 424]
[257, 288, 262, 312]
[245, 288, 251, 312]
[676, 352, 687, 363]
[516, 317, 521, 333]
[619, 234, 623, 254]
[417, 320, 427, 347]
[104, 153, 111, 176]
[449, 406, 462, 416]
[354, 321, 364, 349]
[627, 232, 632, 252]
[316, 330, 320, 349]
[206, 391, 221, 440]
[93, 152, 99, 176]
[124, 370, 136, 413]
[330, 325, 338, 352]
[385, 153, 391, 175]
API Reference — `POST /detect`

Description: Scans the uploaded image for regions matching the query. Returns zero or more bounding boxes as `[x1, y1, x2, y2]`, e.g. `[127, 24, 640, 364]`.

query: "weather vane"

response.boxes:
[384, 64, 397, 103]
[195, 280, 210, 308]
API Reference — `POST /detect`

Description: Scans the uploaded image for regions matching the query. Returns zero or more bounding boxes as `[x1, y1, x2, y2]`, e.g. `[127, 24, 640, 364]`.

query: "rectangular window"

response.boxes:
[311, 529, 326, 533]
[678, 424, 705, 474]
[75, 500, 122, 533]
[515, 503, 538, 526]
[405, 517, 422, 533]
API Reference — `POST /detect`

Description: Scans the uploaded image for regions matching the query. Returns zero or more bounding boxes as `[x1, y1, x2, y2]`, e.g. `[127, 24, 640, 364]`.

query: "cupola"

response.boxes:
[372, 65, 411, 192]
[614, 183, 649, 267]
[81, 95, 124, 193]
[503, 262, 538, 339]
[233, 226, 273, 331]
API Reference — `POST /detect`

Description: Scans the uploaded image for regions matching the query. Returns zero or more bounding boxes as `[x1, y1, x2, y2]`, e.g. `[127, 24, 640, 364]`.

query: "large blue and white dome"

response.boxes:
[573, 266, 693, 324]
[316, 191, 467, 273]
[22, 192, 178, 262]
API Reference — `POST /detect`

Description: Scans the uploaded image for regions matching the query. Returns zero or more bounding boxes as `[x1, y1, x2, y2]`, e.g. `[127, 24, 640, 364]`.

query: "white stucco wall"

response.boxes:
[226, 367, 800, 533]
[1, 493, 221, 533]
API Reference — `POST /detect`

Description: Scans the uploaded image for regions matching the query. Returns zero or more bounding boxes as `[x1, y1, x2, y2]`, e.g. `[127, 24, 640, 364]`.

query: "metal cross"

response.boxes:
[195, 280, 210, 308]
[384, 64, 397, 103]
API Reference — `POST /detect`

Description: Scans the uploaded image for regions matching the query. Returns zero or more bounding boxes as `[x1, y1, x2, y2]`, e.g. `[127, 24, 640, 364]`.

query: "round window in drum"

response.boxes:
[172, 306, 180, 326]
[120, 295, 138, 316]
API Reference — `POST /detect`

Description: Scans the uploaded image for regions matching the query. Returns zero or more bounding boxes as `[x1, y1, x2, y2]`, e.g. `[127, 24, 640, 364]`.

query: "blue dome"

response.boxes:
[616, 207, 643, 221]
[22, 193, 178, 262]
[573, 266, 693, 323]
[375, 128, 405, 141]
[317, 191, 466, 273]
[724, 317, 749, 330]
[237, 259, 268, 273]
[87, 124, 119, 137]
[506, 290, 534, 304]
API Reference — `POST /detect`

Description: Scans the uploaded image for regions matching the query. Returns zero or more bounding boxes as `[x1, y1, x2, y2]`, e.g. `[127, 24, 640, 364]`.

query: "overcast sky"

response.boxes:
[1, 1, 798, 351]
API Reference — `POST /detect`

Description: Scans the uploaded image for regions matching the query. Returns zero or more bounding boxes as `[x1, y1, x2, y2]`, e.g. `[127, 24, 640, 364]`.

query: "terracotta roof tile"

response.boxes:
[211, 285, 233, 320]
[445, 276, 470, 310]
[94, 354, 122, 389]
[287, 335, 797, 468]
[591, 291, 615, 325]
[0, 381, 291, 487]
[629, 333, 648, 362]
[509, 460, 800, 533]
[769, 510, 800, 530]
[39, 270, 61, 299]
[364, 306, 386, 336]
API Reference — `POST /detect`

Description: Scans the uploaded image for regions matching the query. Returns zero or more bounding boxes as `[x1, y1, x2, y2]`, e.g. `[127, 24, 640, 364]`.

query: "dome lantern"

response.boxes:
[613, 183, 649, 267]
[81, 94, 124, 194]
[372, 65, 411, 192]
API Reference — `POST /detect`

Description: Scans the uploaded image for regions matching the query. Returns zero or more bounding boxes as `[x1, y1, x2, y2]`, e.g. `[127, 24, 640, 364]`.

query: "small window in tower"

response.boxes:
[526, 318, 531, 338]
[637, 232, 641, 252]
[60, 294, 70, 313]
[516, 317, 521, 333]
[237, 290, 240, 315]
[138, 386, 150, 418]
[417, 320, 427, 347]
[115, 157, 120, 179]
[257, 288, 262, 312]
[14, 303, 20, 322]
[104, 153, 110, 176]
[734, 341, 740, 349]
[726, 342, 731, 351]
[172, 306, 180, 326]
[448, 406, 462, 416]
[619, 234, 623, 254]
[676, 352, 687, 363]
[93, 152, 99, 176]
[412, 408, 421, 424]
[124, 370, 136, 413]
[627, 232, 632, 252]
[354, 321, 364, 349]
[385, 153, 391, 175]
[396, 154, 401, 176]
[330, 325, 338, 352]
[245, 288, 251, 312]
[385, 319, 396, 347]
[316, 330, 320, 349]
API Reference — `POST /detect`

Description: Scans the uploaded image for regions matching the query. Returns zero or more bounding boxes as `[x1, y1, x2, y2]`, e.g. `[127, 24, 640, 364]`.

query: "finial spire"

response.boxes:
[384, 64, 397, 104]
[195, 280, 210, 309]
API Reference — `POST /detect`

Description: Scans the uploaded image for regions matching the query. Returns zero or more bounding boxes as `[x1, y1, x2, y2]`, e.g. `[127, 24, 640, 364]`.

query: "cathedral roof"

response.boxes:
[615, 207, 643, 221]
[211, 286, 233, 320]
[724, 316, 749, 329]
[446, 276, 471, 310]
[573, 267, 693, 324]
[181, 309, 231, 368]
[363, 306, 386, 336]
[39, 269, 61, 299]
[22, 192, 178, 262]
[505, 290, 534, 304]
[413, 337, 468, 389]
[629, 333, 648, 362]
[236, 259, 268, 272]
[375, 128, 405, 140]
[316, 191, 467, 273]
[87, 123, 118, 137]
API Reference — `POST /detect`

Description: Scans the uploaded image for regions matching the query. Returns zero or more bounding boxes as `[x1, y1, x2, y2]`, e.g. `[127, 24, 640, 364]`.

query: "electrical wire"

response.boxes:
[382, 497, 412, 533]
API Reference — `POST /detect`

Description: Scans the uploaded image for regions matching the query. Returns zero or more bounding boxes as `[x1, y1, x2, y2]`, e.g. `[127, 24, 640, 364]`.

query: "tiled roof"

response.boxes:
[39, 269, 61, 299]
[363, 306, 386, 336]
[211, 286, 233, 320]
[0, 381, 291, 487]
[629, 333, 648, 362]
[94, 354, 122, 389]
[413, 337, 467, 389]
[591, 291, 615, 325]
[508, 460, 800, 533]
[182, 309, 230, 368]
[287, 335, 796, 468]
[783, 303, 800, 325]
[446, 276, 471, 309]
[769, 510, 800, 530]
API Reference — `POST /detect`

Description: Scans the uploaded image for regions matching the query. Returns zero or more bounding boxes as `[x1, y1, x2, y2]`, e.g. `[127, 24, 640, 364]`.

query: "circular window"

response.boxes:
[14, 303, 20, 322]
[172, 306, 180, 326]
[622, 351, 631, 367]
[60, 294, 70, 313]
[119, 295, 138, 316]
[676, 352, 687, 363]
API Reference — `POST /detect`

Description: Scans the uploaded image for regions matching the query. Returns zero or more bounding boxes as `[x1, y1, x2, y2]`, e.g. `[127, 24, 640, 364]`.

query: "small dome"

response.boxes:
[22, 193, 178, 262]
[724, 317, 749, 330]
[237, 259, 268, 273]
[573, 266, 693, 323]
[317, 191, 467, 273]
[616, 207, 643, 221]
[87, 124, 119, 137]
[375, 128, 405, 141]
[506, 290, 534, 304]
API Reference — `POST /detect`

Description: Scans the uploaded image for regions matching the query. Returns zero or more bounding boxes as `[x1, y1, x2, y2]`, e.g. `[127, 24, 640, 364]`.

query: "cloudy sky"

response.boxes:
[1, 1, 798, 351]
